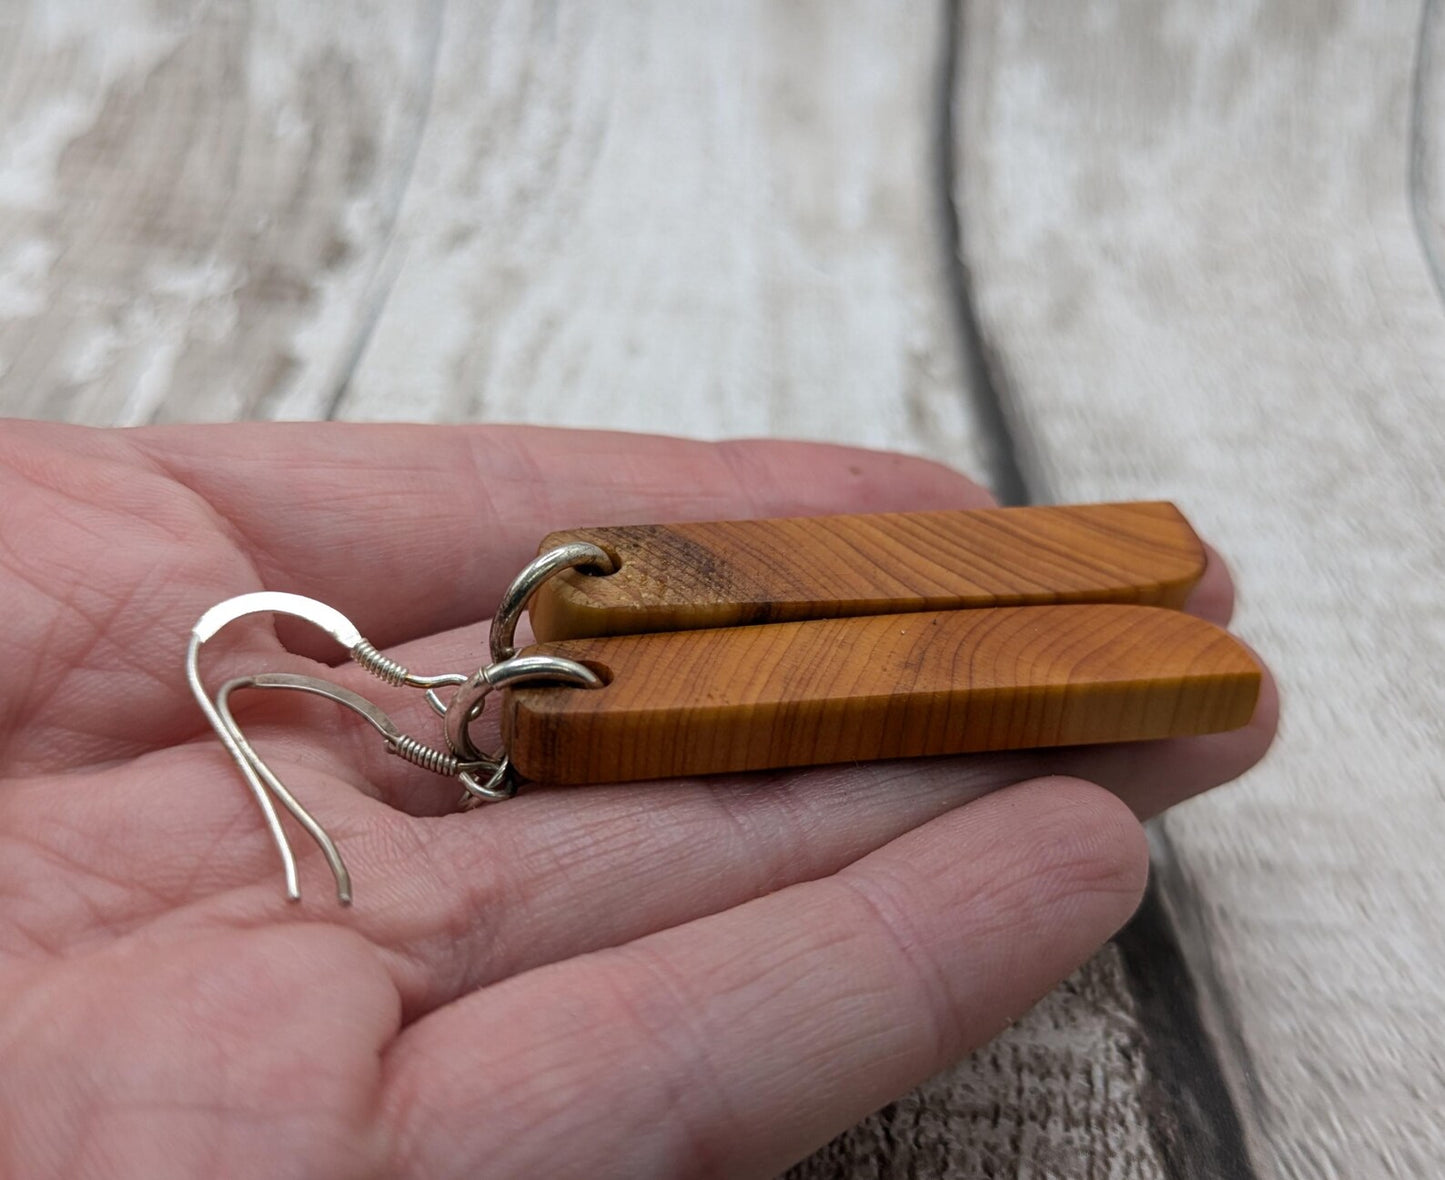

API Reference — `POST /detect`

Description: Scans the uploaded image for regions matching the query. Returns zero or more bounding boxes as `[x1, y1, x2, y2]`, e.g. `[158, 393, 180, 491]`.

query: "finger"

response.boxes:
[0, 923, 398, 1177]
[308, 615, 1268, 1012]
[0, 422, 990, 770]
[379, 777, 1147, 1180]
[8, 621, 1270, 985]
[56, 606, 1260, 964]
[340, 674, 1269, 1019]
[1047, 644, 1277, 817]
[6, 664, 1268, 997]
[0, 426, 262, 773]
[126, 422, 997, 647]
[1185, 543, 1235, 624]
[6, 656, 1268, 991]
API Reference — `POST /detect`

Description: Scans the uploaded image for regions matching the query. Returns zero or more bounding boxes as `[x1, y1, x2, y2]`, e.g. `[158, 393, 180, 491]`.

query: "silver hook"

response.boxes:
[186, 592, 488, 905]
[188, 553, 609, 904]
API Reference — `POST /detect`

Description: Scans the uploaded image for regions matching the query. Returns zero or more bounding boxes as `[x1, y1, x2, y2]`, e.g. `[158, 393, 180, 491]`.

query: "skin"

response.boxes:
[0, 422, 1277, 1179]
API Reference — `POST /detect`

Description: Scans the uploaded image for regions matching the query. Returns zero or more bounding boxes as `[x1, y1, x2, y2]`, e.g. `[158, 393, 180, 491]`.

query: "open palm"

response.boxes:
[0, 422, 1276, 1179]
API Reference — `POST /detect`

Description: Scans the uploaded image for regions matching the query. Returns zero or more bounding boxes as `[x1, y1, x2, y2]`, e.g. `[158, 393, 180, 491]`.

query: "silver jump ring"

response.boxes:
[443, 653, 603, 780]
[444, 544, 615, 803]
[488, 541, 615, 663]
[458, 758, 516, 809]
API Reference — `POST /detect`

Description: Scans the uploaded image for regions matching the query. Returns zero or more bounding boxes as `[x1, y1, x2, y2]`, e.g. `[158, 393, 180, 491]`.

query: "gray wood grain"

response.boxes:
[317, 1, 986, 474]
[788, 949, 1164, 1180]
[958, 2, 1445, 1176]
[0, 2, 441, 424]
[1413, 0, 1445, 302]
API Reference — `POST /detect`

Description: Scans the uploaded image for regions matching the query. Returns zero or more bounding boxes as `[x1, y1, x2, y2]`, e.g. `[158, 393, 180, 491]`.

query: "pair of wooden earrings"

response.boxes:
[189, 500, 1261, 901]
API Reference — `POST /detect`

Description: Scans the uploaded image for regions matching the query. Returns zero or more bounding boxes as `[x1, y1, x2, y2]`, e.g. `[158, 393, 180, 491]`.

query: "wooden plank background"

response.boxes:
[1, 2, 1440, 1176]
[958, 4, 1445, 1176]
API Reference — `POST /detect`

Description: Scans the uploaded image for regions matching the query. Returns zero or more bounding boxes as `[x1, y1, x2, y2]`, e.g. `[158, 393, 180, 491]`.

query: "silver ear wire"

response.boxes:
[186, 568, 606, 905]
[187, 625, 309, 902]
[186, 592, 483, 906]
[212, 674, 355, 904]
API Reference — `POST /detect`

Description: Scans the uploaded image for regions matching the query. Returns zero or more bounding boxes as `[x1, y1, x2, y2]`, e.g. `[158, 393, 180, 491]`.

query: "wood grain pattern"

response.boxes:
[959, 2, 1445, 1174]
[0, 2, 987, 471]
[531, 501, 1206, 641]
[506, 604, 1260, 784]
[0, 2, 441, 424]
[307, 2, 990, 476]
[787, 946, 1165, 1180]
[1412, 0, 1445, 304]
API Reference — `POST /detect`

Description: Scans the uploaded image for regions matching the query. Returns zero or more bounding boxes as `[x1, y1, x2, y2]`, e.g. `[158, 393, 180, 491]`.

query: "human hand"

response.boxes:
[0, 422, 1276, 1179]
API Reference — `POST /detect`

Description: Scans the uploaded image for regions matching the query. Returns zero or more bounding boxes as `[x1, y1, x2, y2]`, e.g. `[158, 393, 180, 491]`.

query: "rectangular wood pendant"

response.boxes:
[528, 502, 1206, 641]
[503, 603, 1261, 784]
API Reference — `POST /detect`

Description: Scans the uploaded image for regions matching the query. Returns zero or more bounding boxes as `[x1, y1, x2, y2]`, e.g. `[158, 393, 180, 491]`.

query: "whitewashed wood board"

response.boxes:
[958, 2, 1445, 1175]
[318, 1, 987, 478]
[0, 1, 437, 424]
[0, 0, 988, 477]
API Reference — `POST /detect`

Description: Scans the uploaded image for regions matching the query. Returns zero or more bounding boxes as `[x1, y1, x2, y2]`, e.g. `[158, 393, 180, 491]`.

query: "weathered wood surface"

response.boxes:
[16, 0, 1438, 1177]
[0, 0, 984, 475]
[316, 2, 985, 470]
[958, 2, 1445, 1176]
[0, 2, 440, 424]
[532, 502, 1207, 639]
